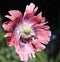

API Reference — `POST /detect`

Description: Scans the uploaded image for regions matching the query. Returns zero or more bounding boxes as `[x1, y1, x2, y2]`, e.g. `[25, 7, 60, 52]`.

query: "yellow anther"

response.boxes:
[23, 25, 31, 34]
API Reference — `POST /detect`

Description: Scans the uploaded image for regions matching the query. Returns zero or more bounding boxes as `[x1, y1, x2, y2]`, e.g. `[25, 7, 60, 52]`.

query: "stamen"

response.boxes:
[20, 35, 32, 43]
[18, 24, 37, 43]
[23, 25, 31, 34]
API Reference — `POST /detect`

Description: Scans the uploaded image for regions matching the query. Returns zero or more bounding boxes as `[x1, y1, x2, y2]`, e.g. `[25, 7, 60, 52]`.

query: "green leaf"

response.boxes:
[0, 15, 5, 42]
[56, 50, 60, 62]
[35, 51, 48, 62]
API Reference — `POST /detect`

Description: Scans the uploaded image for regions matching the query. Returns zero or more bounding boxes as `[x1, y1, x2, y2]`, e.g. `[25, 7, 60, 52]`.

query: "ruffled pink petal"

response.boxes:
[5, 15, 15, 21]
[30, 12, 42, 21]
[8, 10, 22, 17]
[13, 41, 28, 61]
[4, 33, 13, 46]
[23, 3, 38, 19]
[31, 40, 45, 51]
[29, 12, 46, 26]
[14, 41, 35, 61]
[4, 33, 12, 38]
[25, 43, 35, 59]
[2, 21, 14, 32]
[11, 38, 28, 61]
[5, 10, 22, 23]
[6, 35, 15, 46]
[15, 45, 29, 61]
[36, 29, 51, 44]
[33, 23, 50, 30]
[36, 12, 46, 23]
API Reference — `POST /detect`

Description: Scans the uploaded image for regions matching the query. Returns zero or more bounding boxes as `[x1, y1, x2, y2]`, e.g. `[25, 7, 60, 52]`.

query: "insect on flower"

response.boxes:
[2, 3, 51, 61]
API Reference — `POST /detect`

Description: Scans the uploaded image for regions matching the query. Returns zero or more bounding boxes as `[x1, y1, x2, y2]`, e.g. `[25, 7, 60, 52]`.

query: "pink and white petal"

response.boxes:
[33, 7, 38, 14]
[37, 12, 46, 23]
[13, 40, 29, 61]
[8, 10, 22, 18]
[5, 15, 16, 21]
[6, 38, 12, 46]
[5, 10, 22, 23]
[12, 37, 19, 47]
[23, 3, 38, 19]
[31, 12, 44, 21]
[18, 52, 26, 61]
[25, 44, 35, 59]
[38, 29, 51, 37]
[16, 47, 26, 61]
[40, 17, 46, 23]
[25, 43, 35, 59]
[17, 42, 35, 60]
[39, 21, 48, 26]
[19, 52, 28, 61]
[32, 40, 45, 51]
[4, 33, 12, 38]
[36, 43, 46, 51]
[30, 16, 39, 25]
[36, 12, 43, 21]
[26, 3, 35, 12]
[36, 29, 51, 44]
[30, 12, 46, 26]
[13, 30, 21, 42]
[4, 33, 12, 46]
[15, 44, 29, 61]
[2, 21, 14, 32]
[33, 23, 50, 30]
[19, 48, 28, 61]
[40, 25, 50, 30]
[37, 12, 42, 20]
[6, 35, 15, 46]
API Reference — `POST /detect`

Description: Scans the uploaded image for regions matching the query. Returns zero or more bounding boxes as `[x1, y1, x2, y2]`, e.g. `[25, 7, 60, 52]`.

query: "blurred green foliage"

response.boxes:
[0, 15, 60, 62]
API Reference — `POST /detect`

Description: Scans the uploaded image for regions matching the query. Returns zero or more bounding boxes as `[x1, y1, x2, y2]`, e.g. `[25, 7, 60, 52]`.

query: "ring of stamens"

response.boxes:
[19, 24, 37, 43]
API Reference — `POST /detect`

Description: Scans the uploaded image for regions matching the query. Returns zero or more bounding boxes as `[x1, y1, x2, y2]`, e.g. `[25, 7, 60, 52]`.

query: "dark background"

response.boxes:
[0, 0, 57, 29]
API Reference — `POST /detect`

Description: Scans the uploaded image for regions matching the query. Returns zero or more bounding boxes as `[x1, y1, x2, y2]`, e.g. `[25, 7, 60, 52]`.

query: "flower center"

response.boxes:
[23, 25, 31, 34]
[17, 24, 37, 43]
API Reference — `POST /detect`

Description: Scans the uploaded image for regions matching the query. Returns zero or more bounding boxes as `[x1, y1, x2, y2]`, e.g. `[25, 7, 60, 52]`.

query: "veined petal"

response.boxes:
[2, 21, 14, 32]
[30, 12, 46, 26]
[36, 29, 51, 44]
[33, 23, 50, 30]
[5, 15, 15, 21]
[5, 10, 22, 23]
[26, 43, 35, 58]
[5, 35, 14, 46]
[31, 40, 45, 51]
[31, 12, 43, 22]
[23, 3, 38, 19]
[8, 10, 22, 17]
[37, 12, 46, 23]
[4, 33, 13, 46]
[4, 33, 12, 38]
[15, 43, 33, 61]
[18, 47, 28, 61]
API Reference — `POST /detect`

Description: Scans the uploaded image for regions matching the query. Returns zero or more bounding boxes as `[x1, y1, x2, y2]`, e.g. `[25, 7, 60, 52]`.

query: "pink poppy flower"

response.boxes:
[2, 3, 51, 61]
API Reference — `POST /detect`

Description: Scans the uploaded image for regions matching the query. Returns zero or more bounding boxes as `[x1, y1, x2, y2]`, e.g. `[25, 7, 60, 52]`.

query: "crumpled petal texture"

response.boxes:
[2, 3, 51, 61]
